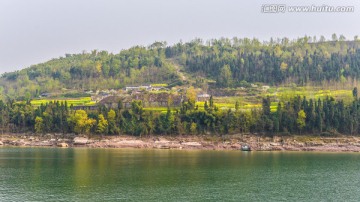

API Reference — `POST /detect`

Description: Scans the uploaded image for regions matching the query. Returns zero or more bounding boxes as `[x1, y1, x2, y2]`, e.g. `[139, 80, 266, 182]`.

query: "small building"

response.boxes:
[197, 93, 211, 102]
[125, 84, 152, 92]
[99, 96, 123, 109]
[139, 85, 151, 90]
[125, 86, 140, 92]
[85, 90, 94, 94]
[125, 84, 171, 92]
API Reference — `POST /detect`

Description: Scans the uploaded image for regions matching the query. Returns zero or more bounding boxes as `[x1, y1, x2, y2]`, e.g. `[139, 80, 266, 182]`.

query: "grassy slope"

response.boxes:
[4, 49, 356, 111]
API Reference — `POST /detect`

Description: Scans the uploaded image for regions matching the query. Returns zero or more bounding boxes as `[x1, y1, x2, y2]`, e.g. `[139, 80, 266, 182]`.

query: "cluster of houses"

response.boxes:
[197, 93, 211, 102]
[69, 82, 273, 111]
[99, 92, 184, 109]
[72, 84, 182, 110]
[72, 90, 211, 111]
[125, 84, 169, 92]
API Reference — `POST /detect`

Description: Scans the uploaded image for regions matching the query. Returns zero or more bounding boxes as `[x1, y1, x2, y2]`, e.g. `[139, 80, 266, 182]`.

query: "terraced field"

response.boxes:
[26, 87, 354, 113]
[267, 87, 353, 103]
[30, 97, 96, 107]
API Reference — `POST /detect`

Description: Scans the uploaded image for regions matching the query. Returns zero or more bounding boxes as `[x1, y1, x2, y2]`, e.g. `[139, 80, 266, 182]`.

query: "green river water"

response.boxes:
[0, 147, 360, 201]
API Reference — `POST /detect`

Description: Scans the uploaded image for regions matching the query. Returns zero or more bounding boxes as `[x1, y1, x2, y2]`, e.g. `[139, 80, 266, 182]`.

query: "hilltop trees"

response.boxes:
[1, 33, 360, 137]
[1, 46, 179, 98]
[2, 36, 360, 99]
[218, 65, 233, 87]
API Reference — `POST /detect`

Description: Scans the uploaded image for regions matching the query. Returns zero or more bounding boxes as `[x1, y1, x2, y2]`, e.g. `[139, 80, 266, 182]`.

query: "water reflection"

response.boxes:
[1, 148, 360, 201]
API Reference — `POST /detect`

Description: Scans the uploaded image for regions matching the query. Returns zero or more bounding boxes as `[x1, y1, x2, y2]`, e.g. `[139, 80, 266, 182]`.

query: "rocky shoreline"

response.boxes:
[1, 134, 360, 152]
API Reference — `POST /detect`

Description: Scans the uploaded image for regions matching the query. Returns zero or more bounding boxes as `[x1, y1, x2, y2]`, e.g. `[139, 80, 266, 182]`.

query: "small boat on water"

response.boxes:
[241, 145, 251, 151]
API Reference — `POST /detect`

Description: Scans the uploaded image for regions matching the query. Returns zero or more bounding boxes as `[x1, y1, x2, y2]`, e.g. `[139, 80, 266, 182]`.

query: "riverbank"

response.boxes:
[1, 134, 360, 152]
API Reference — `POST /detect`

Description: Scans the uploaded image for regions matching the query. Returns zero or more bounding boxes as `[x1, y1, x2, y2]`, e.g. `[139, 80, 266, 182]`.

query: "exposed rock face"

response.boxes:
[73, 137, 89, 145]
[57, 143, 69, 147]
[154, 140, 181, 149]
[14, 140, 26, 146]
[36, 141, 54, 146]
[116, 140, 147, 148]
[305, 141, 324, 146]
[181, 142, 202, 147]
[2, 133, 360, 152]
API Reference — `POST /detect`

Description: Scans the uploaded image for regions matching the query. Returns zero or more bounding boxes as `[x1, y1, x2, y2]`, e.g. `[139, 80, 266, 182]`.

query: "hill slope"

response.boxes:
[1, 37, 360, 99]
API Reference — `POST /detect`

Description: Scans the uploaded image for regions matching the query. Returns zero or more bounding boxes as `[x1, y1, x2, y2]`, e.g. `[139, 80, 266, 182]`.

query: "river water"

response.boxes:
[0, 147, 360, 201]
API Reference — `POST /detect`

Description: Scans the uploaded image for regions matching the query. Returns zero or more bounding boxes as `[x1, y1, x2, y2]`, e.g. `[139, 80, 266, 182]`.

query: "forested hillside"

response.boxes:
[1, 35, 360, 136]
[1, 35, 360, 100]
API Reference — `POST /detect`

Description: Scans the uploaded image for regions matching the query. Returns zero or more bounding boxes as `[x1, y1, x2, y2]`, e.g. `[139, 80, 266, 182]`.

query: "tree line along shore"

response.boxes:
[1, 90, 360, 138]
[1, 36, 360, 148]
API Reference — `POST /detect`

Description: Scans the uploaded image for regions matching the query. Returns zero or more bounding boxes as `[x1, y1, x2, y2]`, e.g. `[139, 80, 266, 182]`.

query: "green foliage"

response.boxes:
[186, 86, 197, 104]
[2, 36, 360, 136]
[235, 101, 239, 111]
[155, 108, 175, 135]
[107, 109, 119, 135]
[353, 87, 358, 98]
[96, 114, 108, 134]
[2, 36, 360, 99]
[297, 110, 306, 131]
[190, 122, 197, 135]
[0, 47, 179, 98]
[217, 65, 233, 87]
[1, 94, 360, 136]
[68, 110, 96, 134]
[34, 116, 44, 134]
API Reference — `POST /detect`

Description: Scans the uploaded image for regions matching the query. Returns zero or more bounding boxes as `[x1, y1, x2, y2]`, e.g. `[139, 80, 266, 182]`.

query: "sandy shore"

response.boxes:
[1, 134, 360, 152]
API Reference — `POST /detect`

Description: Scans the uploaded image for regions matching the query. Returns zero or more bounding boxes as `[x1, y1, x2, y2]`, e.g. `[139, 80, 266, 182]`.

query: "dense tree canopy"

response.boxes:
[1, 36, 360, 100]
[1, 35, 360, 137]
[0, 95, 360, 137]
